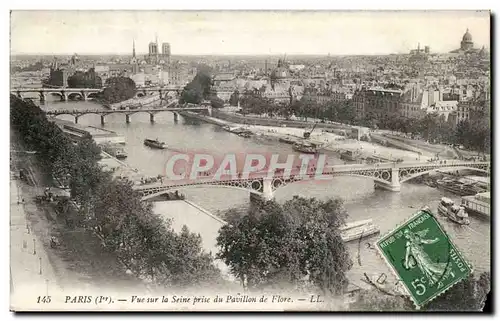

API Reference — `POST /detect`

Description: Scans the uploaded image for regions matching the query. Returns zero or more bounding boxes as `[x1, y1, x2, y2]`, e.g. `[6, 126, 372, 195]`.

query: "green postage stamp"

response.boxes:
[376, 209, 472, 309]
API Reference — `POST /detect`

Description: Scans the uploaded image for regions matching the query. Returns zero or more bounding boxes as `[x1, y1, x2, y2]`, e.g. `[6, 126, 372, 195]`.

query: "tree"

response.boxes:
[229, 90, 240, 106]
[67, 68, 102, 88]
[180, 69, 213, 104]
[11, 95, 224, 290]
[210, 96, 224, 109]
[217, 196, 352, 293]
[102, 77, 136, 104]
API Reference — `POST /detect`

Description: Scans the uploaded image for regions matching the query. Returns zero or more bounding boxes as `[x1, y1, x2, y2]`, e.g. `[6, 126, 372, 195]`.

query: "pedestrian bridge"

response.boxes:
[45, 106, 211, 124]
[133, 160, 490, 201]
[10, 86, 184, 101]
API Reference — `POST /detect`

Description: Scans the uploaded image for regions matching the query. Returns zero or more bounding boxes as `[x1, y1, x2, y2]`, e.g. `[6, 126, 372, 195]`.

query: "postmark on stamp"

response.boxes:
[376, 209, 472, 309]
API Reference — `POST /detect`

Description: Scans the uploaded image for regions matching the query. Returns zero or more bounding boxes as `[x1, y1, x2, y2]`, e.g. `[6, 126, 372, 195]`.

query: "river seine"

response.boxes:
[39, 97, 490, 285]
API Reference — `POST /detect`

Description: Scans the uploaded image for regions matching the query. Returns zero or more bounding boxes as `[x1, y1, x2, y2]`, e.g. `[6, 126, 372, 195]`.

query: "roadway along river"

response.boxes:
[38, 97, 490, 284]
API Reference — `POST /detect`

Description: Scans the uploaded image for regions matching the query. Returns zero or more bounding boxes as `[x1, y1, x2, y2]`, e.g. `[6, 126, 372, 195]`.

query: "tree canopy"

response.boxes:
[217, 196, 352, 294]
[67, 68, 103, 88]
[10, 95, 223, 289]
[180, 68, 213, 105]
[102, 76, 137, 104]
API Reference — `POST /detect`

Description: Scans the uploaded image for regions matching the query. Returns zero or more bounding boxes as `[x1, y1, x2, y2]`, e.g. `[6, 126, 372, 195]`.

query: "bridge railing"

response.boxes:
[133, 160, 490, 189]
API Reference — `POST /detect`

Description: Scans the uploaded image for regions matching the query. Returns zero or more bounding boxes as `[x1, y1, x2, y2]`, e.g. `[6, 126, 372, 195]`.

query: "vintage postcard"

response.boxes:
[9, 10, 491, 312]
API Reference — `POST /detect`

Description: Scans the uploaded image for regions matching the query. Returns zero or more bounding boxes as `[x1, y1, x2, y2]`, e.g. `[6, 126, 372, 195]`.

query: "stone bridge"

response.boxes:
[45, 106, 212, 124]
[10, 86, 184, 102]
[133, 161, 490, 201]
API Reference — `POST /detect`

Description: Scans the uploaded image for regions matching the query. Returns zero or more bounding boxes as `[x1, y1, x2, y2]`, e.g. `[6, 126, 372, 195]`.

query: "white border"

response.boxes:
[3, 1, 498, 320]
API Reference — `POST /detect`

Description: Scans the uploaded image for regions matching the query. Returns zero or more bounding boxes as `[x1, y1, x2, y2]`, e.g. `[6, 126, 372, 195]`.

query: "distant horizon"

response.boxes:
[10, 11, 490, 56]
[10, 50, 486, 58]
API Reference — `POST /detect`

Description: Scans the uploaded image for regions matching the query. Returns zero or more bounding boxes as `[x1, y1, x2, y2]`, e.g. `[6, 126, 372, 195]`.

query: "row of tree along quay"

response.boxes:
[10, 94, 223, 291]
[232, 90, 490, 153]
[10, 95, 490, 310]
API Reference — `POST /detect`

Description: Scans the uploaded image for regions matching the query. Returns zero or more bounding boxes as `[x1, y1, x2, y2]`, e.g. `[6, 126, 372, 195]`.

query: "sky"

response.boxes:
[10, 10, 490, 56]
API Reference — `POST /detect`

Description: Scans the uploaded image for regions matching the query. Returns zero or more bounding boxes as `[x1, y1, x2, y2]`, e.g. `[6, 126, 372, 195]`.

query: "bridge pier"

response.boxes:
[39, 92, 46, 103]
[126, 114, 131, 124]
[150, 113, 155, 123]
[60, 92, 68, 101]
[249, 178, 274, 203]
[100, 115, 106, 125]
[374, 167, 401, 192]
[82, 91, 88, 101]
[207, 106, 212, 117]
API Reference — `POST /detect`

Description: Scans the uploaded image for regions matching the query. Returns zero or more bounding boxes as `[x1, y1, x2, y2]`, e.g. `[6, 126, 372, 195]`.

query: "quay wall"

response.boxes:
[180, 109, 358, 135]
[211, 110, 355, 131]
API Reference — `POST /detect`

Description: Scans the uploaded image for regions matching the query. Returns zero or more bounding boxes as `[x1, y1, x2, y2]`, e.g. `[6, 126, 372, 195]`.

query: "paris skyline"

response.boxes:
[10, 10, 490, 56]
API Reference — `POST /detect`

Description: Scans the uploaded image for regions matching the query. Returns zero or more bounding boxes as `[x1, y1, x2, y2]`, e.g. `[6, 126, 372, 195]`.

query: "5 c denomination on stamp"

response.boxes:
[376, 210, 472, 309]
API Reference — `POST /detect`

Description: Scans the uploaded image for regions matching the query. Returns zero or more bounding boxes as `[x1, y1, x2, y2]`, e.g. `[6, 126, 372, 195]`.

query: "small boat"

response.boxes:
[101, 143, 128, 159]
[279, 136, 296, 144]
[340, 219, 373, 231]
[144, 138, 166, 149]
[437, 197, 470, 225]
[114, 149, 128, 159]
[238, 131, 253, 138]
[340, 150, 362, 162]
[340, 219, 380, 242]
[461, 192, 490, 219]
[293, 141, 318, 154]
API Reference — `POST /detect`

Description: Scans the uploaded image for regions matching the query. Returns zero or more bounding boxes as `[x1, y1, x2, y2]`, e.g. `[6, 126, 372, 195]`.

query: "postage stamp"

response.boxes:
[376, 209, 473, 309]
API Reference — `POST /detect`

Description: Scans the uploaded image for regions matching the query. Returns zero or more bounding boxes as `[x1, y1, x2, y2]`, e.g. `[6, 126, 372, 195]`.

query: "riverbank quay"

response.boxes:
[51, 118, 126, 144]
[179, 110, 431, 162]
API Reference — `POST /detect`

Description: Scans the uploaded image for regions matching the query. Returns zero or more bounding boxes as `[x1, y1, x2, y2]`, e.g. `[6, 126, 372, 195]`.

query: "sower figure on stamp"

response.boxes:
[403, 229, 449, 286]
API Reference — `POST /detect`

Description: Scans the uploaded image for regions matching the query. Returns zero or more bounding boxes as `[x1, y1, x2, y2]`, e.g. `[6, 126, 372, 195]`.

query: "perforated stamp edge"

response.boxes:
[374, 208, 474, 310]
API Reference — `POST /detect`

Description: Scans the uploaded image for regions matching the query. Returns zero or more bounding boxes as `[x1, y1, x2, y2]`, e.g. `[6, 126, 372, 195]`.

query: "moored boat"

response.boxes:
[101, 143, 128, 159]
[436, 177, 487, 196]
[238, 131, 253, 138]
[340, 219, 380, 242]
[279, 136, 296, 144]
[437, 197, 470, 225]
[293, 141, 318, 154]
[144, 138, 166, 149]
[461, 192, 490, 219]
[340, 150, 362, 162]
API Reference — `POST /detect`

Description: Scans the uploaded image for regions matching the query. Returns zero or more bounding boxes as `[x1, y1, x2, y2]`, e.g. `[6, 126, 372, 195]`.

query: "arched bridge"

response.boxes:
[133, 161, 490, 201]
[10, 86, 184, 102]
[45, 106, 212, 124]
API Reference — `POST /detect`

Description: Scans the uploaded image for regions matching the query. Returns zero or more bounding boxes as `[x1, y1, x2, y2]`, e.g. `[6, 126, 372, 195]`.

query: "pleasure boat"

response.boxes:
[437, 197, 470, 225]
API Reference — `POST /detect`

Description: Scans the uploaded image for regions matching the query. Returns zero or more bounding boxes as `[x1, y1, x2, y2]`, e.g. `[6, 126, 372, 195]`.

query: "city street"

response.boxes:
[10, 177, 61, 309]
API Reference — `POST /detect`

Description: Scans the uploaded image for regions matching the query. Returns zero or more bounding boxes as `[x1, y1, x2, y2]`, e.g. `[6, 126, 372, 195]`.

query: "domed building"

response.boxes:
[270, 59, 290, 80]
[460, 29, 474, 51]
[450, 28, 482, 55]
[269, 59, 293, 90]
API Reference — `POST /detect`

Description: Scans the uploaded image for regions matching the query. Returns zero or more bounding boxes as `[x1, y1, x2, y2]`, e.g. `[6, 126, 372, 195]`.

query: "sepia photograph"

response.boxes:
[9, 9, 491, 312]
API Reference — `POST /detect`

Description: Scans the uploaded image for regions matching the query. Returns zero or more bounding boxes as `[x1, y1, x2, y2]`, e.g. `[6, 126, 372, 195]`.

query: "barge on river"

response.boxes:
[144, 138, 166, 149]
[461, 192, 490, 220]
